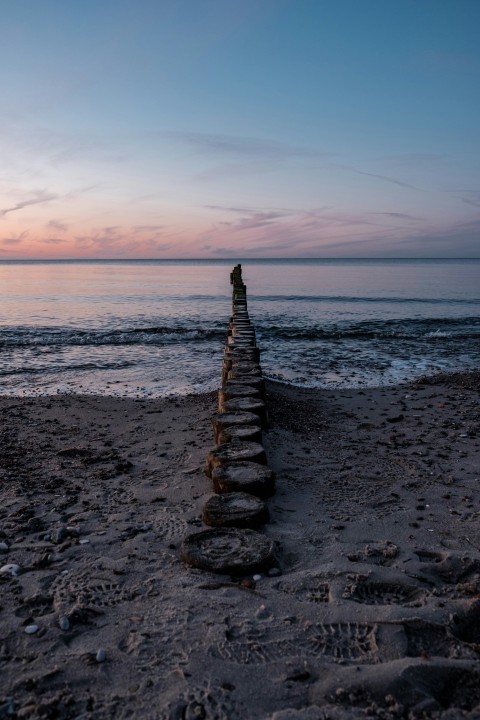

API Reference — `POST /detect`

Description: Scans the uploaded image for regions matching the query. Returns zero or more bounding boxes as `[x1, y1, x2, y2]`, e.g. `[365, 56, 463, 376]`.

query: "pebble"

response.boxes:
[252, 574, 262, 581]
[0, 563, 21, 577]
[59, 617, 70, 631]
[255, 604, 271, 620]
[240, 578, 255, 588]
[24, 625, 39, 635]
[267, 567, 282, 577]
[96, 648, 106, 663]
[0, 542, 9, 554]
[79, 539, 90, 545]
[53, 526, 68, 544]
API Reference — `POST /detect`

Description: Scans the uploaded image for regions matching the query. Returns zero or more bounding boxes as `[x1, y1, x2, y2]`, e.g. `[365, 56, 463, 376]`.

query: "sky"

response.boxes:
[0, 0, 479, 259]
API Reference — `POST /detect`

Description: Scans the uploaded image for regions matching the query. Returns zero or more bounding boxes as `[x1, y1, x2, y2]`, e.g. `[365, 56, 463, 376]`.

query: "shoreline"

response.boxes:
[1, 370, 479, 718]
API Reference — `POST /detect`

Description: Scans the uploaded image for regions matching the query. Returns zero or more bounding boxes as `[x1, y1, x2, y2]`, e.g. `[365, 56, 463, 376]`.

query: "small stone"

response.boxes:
[96, 648, 106, 663]
[53, 526, 69, 544]
[24, 624, 39, 635]
[255, 604, 271, 620]
[0, 542, 9, 553]
[240, 578, 255, 588]
[59, 617, 70, 631]
[267, 567, 282, 577]
[79, 539, 90, 545]
[253, 574, 262, 581]
[0, 563, 21, 577]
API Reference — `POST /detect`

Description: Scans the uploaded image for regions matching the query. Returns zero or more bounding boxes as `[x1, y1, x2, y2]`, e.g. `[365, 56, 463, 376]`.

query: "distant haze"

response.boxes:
[1, 1, 479, 259]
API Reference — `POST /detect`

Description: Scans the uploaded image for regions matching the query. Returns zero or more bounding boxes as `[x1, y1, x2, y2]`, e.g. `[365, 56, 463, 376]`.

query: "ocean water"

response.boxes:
[0, 258, 479, 397]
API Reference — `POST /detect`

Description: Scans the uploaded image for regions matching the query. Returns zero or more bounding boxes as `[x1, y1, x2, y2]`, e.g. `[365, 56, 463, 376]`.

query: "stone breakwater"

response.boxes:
[181, 265, 279, 575]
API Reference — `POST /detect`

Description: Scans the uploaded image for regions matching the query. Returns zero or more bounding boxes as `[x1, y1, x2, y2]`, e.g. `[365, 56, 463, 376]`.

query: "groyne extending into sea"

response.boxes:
[181, 265, 279, 575]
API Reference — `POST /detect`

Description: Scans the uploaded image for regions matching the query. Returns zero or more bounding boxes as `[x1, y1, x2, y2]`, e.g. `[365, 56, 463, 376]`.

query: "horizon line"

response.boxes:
[0, 256, 479, 262]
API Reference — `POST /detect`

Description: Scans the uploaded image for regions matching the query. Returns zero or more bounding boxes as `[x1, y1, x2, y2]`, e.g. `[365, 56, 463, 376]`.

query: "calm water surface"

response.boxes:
[0, 259, 479, 396]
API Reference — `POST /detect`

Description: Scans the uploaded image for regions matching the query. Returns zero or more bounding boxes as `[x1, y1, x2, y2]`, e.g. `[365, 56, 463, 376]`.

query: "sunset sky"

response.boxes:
[1, 0, 479, 259]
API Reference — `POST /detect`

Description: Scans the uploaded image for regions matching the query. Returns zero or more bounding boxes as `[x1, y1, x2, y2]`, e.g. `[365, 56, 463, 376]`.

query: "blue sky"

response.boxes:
[1, 0, 479, 258]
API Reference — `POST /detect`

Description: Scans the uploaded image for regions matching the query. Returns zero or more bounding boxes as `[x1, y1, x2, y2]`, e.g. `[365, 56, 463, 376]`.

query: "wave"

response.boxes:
[0, 325, 226, 349]
[0, 358, 135, 377]
[257, 317, 480, 342]
[250, 294, 480, 305]
[2, 317, 479, 350]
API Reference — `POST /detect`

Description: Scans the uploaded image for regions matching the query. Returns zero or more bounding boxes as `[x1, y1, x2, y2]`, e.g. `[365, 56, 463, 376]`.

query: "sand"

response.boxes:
[0, 371, 479, 719]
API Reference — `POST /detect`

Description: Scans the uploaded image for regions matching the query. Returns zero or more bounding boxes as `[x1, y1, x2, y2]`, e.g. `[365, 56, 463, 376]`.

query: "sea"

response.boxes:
[0, 258, 479, 397]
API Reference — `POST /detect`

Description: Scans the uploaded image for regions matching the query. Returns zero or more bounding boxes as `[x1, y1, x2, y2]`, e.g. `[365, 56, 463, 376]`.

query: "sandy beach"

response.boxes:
[1, 371, 479, 719]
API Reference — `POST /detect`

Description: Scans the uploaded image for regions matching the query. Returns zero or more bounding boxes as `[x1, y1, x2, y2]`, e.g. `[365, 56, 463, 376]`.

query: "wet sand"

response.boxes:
[1, 371, 479, 719]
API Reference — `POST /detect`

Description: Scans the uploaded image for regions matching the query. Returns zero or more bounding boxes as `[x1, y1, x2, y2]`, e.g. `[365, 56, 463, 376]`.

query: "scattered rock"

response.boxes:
[59, 617, 70, 631]
[24, 625, 39, 635]
[0, 563, 21, 576]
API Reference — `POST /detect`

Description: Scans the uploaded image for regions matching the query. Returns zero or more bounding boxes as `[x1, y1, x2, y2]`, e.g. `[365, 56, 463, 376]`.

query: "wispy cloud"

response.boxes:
[205, 204, 263, 214]
[71, 224, 172, 257]
[0, 119, 130, 170]
[383, 153, 447, 169]
[347, 168, 420, 191]
[43, 237, 66, 245]
[448, 190, 480, 208]
[372, 211, 421, 221]
[390, 217, 480, 256]
[194, 202, 480, 258]
[0, 190, 57, 218]
[169, 132, 334, 183]
[196, 205, 388, 257]
[167, 131, 327, 161]
[132, 225, 166, 232]
[64, 184, 102, 201]
[1, 230, 29, 245]
[46, 219, 69, 233]
[205, 204, 307, 215]
[223, 211, 291, 231]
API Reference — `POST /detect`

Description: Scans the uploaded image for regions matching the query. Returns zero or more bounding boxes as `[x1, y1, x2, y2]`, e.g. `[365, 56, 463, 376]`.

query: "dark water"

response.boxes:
[0, 258, 478, 396]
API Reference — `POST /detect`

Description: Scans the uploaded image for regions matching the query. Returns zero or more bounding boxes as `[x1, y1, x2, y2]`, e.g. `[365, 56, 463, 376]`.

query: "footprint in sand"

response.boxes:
[275, 574, 331, 604]
[49, 570, 133, 614]
[212, 618, 382, 665]
[347, 540, 399, 566]
[342, 579, 427, 606]
[161, 684, 243, 720]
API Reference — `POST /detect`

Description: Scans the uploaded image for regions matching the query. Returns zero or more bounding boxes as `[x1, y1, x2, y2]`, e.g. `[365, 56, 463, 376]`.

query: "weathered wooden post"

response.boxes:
[180, 265, 278, 575]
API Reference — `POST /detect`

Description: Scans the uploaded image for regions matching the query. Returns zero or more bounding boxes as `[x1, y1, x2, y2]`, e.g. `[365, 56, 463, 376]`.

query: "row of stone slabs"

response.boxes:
[181, 266, 278, 576]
